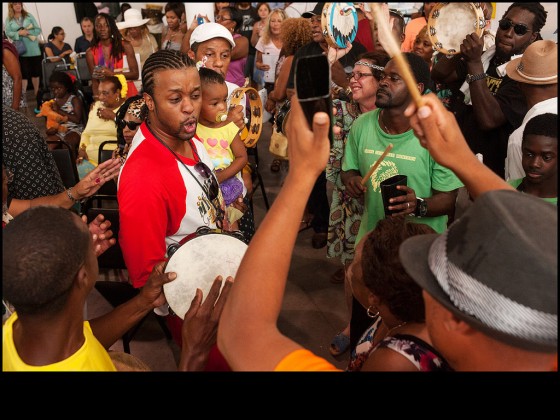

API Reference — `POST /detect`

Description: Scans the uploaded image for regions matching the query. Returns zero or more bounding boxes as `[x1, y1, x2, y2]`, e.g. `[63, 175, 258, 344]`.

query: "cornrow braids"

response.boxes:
[92, 13, 125, 61]
[141, 49, 196, 97]
[505, 3, 548, 34]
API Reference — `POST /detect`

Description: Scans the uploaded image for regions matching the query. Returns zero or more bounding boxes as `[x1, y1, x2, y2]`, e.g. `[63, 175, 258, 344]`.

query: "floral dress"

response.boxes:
[2, 64, 27, 109]
[346, 317, 453, 372]
[326, 99, 364, 265]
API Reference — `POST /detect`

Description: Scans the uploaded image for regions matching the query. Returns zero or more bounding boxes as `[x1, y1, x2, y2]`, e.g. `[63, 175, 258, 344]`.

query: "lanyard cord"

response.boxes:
[146, 124, 224, 221]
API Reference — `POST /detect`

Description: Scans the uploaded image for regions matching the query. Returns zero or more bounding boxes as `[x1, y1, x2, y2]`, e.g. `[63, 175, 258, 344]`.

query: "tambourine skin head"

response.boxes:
[321, 3, 358, 49]
[428, 2, 485, 55]
[163, 234, 248, 319]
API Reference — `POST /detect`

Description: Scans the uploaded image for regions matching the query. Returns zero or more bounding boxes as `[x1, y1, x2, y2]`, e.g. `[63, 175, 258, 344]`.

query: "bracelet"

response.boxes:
[66, 187, 79, 202]
[66, 187, 87, 204]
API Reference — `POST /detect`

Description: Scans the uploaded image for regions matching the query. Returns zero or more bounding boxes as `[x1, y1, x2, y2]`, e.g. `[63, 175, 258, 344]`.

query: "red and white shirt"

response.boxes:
[118, 123, 223, 288]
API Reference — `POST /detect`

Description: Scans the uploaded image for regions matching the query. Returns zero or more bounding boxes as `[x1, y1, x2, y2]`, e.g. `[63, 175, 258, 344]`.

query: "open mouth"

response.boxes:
[183, 119, 197, 134]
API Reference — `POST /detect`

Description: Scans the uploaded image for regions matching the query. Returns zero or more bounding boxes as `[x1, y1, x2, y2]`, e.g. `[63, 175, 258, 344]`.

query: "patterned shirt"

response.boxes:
[2, 105, 65, 200]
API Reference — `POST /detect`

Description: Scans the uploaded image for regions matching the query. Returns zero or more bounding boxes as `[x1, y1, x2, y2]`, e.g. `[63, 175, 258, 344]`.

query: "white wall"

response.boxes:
[3, 2, 557, 48]
[2, 2, 216, 49]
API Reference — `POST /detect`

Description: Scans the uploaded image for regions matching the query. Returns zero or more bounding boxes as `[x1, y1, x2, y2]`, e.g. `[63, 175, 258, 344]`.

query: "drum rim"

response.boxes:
[427, 2, 485, 55]
[321, 2, 358, 49]
[163, 233, 248, 319]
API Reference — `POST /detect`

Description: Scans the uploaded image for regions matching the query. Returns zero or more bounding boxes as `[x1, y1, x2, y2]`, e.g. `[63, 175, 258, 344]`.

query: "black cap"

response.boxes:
[302, 3, 325, 18]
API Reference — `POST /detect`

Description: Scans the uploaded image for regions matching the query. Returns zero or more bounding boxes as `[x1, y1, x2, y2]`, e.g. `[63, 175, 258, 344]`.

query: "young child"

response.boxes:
[196, 68, 248, 231]
[508, 113, 557, 205]
[44, 71, 85, 154]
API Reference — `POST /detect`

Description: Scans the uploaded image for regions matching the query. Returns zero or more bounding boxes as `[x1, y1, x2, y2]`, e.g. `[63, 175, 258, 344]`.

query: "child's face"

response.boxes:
[522, 134, 557, 186]
[200, 82, 229, 124]
[49, 81, 67, 99]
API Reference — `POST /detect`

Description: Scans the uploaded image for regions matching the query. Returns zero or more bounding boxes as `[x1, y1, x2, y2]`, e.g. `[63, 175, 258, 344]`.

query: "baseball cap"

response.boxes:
[302, 3, 325, 18]
[189, 22, 236, 49]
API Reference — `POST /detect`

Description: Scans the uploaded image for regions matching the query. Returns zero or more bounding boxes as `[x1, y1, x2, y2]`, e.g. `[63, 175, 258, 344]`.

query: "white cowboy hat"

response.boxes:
[117, 9, 150, 30]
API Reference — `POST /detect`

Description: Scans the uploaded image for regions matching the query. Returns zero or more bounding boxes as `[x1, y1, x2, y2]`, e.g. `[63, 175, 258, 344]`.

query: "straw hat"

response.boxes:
[117, 8, 150, 30]
[505, 40, 557, 85]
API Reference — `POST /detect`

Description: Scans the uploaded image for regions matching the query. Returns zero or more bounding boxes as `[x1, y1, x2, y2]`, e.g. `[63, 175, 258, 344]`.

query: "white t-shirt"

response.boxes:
[505, 97, 557, 181]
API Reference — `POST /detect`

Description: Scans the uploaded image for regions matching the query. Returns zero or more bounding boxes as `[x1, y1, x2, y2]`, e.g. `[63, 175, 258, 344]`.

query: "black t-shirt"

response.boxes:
[287, 40, 367, 90]
[237, 6, 258, 56]
[451, 57, 527, 178]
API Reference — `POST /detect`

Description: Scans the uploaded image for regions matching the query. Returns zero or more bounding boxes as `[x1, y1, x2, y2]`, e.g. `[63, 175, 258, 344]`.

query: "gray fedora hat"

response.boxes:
[400, 190, 557, 353]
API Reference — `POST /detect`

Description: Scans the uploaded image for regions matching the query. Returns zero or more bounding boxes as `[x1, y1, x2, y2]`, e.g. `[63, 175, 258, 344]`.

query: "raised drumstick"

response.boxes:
[361, 143, 393, 186]
[370, 3, 424, 107]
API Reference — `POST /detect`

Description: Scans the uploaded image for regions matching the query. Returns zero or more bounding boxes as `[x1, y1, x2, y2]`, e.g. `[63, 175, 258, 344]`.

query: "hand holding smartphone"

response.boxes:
[295, 54, 333, 145]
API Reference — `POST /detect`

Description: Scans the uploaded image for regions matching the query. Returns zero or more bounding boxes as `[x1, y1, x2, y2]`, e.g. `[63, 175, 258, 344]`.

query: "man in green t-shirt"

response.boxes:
[341, 53, 463, 349]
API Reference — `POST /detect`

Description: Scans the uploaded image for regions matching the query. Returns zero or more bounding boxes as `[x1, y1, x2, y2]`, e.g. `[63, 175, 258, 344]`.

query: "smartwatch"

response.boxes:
[413, 197, 428, 217]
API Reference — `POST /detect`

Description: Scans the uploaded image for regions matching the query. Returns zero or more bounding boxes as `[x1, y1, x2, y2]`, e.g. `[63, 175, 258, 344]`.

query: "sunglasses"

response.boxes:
[117, 119, 142, 130]
[498, 19, 530, 36]
[194, 161, 220, 202]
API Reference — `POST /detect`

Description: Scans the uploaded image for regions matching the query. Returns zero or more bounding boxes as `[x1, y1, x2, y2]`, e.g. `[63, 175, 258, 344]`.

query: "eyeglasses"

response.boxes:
[347, 72, 374, 82]
[215, 16, 232, 22]
[498, 19, 530, 36]
[117, 119, 142, 130]
[194, 161, 220, 202]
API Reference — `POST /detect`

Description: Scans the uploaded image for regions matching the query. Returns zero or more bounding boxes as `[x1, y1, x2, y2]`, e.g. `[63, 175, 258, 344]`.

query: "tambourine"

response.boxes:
[275, 100, 291, 136]
[321, 2, 358, 49]
[229, 87, 263, 148]
[428, 2, 486, 55]
[164, 228, 248, 320]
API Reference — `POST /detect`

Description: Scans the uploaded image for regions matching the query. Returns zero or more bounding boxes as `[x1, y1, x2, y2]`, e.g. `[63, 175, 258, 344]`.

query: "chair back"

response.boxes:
[87, 205, 127, 270]
[96, 140, 119, 197]
[47, 140, 79, 189]
[76, 53, 92, 83]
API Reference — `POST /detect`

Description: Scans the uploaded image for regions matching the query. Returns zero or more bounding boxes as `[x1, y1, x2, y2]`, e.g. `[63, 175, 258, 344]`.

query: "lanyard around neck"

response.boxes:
[146, 124, 223, 220]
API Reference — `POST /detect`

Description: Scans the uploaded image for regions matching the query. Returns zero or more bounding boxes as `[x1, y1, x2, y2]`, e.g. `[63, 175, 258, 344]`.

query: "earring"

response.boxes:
[367, 306, 380, 318]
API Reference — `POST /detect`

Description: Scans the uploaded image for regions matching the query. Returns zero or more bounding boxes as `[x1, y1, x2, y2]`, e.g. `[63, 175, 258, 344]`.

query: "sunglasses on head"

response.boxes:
[498, 19, 530, 36]
[117, 119, 142, 130]
[194, 161, 220, 202]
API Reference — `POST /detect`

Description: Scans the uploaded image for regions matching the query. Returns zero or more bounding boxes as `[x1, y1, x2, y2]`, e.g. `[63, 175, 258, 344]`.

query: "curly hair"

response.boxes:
[361, 216, 435, 323]
[280, 18, 313, 57]
[3, 206, 90, 317]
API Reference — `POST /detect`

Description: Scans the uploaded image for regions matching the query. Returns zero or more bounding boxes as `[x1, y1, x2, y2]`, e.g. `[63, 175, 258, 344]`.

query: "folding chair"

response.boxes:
[86, 202, 172, 353]
[46, 139, 79, 189]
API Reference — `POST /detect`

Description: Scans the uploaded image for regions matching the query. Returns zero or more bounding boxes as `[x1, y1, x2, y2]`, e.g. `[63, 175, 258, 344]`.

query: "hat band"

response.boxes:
[428, 231, 557, 346]
[516, 65, 557, 82]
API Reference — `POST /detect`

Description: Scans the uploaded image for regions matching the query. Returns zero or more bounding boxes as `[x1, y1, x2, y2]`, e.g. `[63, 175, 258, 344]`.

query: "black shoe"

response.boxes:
[311, 232, 328, 249]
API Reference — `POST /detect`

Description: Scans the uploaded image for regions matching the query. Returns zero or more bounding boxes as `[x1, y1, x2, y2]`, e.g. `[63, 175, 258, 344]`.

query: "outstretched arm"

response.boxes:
[218, 97, 331, 371]
[8, 158, 121, 217]
[404, 93, 514, 198]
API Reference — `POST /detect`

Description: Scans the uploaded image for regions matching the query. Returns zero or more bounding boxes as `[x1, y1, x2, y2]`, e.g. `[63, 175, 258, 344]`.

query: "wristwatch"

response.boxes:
[465, 72, 487, 84]
[413, 197, 428, 217]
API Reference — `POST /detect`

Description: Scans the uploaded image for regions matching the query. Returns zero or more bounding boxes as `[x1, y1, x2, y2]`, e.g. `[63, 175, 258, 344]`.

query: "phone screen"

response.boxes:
[295, 54, 333, 144]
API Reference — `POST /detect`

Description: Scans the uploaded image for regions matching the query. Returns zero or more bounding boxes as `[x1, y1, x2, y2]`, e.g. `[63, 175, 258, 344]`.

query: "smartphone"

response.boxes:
[295, 54, 333, 144]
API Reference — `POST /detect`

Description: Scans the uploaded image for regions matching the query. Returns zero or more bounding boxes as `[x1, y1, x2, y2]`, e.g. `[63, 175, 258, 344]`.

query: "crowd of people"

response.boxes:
[2, 2, 557, 373]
